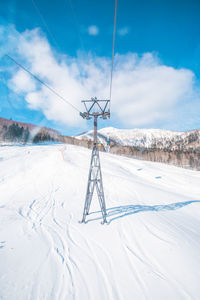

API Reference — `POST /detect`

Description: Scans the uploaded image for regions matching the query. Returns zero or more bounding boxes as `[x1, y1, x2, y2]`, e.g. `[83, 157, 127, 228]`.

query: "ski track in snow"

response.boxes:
[0, 144, 200, 300]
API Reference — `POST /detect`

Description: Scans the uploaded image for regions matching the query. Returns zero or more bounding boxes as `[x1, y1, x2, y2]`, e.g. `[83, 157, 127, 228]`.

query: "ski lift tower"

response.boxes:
[80, 97, 110, 224]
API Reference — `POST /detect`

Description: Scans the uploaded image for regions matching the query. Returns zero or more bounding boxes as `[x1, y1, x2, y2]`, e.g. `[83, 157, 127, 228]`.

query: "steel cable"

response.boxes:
[31, 0, 60, 50]
[68, 0, 85, 52]
[109, 0, 118, 110]
[4, 54, 81, 113]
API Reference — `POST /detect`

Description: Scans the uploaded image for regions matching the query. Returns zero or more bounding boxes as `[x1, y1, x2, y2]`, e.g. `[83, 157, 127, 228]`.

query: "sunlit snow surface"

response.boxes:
[0, 144, 200, 300]
[77, 127, 184, 147]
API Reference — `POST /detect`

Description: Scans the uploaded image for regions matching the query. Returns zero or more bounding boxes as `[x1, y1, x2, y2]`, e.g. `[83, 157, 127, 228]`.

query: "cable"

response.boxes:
[68, 0, 85, 52]
[109, 0, 118, 109]
[31, 0, 60, 50]
[4, 54, 81, 113]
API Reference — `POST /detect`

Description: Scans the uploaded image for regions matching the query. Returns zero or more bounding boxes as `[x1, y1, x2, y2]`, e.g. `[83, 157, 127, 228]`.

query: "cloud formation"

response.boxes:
[112, 53, 195, 126]
[88, 25, 99, 36]
[1, 25, 198, 129]
[118, 27, 129, 36]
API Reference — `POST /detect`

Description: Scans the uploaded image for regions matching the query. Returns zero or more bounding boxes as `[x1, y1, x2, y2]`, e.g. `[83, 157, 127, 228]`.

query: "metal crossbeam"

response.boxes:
[80, 97, 110, 224]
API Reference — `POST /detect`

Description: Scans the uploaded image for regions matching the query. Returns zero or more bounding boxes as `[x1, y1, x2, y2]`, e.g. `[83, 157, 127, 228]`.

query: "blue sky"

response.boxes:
[1, 0, 200, 135]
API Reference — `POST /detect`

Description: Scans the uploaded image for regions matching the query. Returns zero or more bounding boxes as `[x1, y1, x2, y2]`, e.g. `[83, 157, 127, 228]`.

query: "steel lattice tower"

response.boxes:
[80, 97, 110, 224]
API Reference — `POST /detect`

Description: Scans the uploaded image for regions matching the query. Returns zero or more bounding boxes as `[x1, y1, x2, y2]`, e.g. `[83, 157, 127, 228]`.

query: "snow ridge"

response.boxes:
[77, 127, 200, 149]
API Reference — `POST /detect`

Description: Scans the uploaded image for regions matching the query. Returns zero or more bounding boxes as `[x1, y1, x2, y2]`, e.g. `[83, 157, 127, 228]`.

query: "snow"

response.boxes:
[0, 144, 200, 300]
[77, 127, 186, 147]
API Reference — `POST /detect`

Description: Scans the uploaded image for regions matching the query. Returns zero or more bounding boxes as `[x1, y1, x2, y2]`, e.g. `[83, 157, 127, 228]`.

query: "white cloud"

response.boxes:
[111, 53, 195, 126]
[9, 69, 36, 93]
[1, 25, 198, 129]
[88, 25, 99, 36]
[118, 27, 129, 36]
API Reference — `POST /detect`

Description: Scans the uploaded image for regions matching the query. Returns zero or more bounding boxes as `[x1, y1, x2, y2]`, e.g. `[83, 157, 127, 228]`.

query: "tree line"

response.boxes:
[1, 123, 57, 143]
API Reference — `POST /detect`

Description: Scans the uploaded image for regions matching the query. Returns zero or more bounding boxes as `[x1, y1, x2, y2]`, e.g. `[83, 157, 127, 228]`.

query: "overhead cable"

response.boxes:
[31, 0, 60, 50]
[5, 54, 81, 113]
[109, 0, 118, 108]
[68, 0, 85, 52]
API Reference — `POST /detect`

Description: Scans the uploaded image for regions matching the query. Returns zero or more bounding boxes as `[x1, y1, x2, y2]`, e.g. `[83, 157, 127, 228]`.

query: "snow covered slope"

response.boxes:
[77, 127, 200, 149]
[76, 127, 182, 146]
[0, 144, 200, 300]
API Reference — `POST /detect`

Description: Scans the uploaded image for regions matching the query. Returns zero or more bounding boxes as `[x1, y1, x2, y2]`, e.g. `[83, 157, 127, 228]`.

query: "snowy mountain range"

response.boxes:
[77, 127, 200, 151]
[1, 115, 199, 169]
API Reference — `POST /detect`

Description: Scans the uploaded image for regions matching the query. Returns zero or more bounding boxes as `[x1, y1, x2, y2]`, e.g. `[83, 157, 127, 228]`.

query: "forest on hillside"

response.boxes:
[0, 123, 58, 143]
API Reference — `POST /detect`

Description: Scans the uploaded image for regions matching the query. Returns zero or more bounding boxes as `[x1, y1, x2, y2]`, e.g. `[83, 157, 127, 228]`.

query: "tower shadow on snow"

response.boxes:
[86, 200, 200, 224]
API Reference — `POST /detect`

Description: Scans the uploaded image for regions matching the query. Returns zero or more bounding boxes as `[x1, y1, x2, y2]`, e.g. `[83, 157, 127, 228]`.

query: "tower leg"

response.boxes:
[81, 144, 107, 223]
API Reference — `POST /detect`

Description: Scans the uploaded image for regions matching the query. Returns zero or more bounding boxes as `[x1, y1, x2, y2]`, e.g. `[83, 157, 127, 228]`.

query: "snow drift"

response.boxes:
[0, 144, 200, 300]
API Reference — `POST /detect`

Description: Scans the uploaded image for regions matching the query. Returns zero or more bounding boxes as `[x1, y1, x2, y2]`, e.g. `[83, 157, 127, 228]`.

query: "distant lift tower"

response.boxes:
[80, 97, 110, 224]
